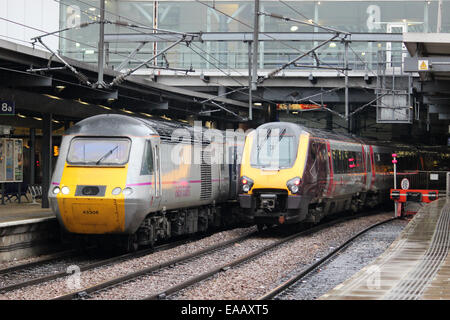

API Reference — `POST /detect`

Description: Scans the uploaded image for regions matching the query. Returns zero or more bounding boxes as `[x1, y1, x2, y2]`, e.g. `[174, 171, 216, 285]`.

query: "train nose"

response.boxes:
[54, 185, 126, 234]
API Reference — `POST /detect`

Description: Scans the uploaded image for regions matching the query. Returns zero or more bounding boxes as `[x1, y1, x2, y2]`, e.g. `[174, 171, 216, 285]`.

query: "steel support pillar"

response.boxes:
[41, 114, 52, 208]
[29, 128, 35, 185]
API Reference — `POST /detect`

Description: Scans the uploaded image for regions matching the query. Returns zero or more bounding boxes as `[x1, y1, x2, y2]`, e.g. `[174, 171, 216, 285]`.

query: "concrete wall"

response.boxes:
[0, 0, 60, 51]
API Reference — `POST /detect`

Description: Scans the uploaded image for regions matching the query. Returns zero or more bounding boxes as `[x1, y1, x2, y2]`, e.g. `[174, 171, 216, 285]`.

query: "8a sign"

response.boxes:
[0, 101, 15, 115]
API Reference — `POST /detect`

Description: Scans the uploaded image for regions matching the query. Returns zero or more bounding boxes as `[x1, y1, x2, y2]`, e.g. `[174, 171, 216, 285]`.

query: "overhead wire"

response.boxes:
[62, 0, 284, 110]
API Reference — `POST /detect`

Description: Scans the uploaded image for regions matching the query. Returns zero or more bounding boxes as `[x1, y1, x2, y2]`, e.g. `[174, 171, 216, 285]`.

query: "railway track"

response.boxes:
[0, 236, 200, 294]
[52, 231, 257, 300]
[257, 217, 398, 300]
[51, 211, 388, 300]
[0, 249, 77, 276]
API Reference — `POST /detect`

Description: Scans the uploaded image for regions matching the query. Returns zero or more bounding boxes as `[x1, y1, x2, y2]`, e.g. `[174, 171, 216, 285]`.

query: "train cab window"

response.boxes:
[67, 137, 131, 166]
[250, 129, 298, 169]
[140, 140, 154, 175]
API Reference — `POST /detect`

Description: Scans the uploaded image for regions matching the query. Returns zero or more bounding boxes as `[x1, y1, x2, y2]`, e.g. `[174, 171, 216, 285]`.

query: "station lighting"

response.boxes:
[77, 99, 89, 105]
[290, 26, 298, 32]
[43, 94, 62, 100]
[329, 42, 336, 48]
[53, 146, 59, 157]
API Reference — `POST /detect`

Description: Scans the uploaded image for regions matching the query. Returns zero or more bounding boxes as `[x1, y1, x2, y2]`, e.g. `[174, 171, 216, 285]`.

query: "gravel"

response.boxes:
[170, 212, 400, 300]
[0, 212, 405, 300]
[275, 218, 408, 300]
[0, 226, 256, 300]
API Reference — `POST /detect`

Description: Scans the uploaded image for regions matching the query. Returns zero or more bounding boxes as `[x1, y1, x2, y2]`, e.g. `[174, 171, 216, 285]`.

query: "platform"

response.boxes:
[0, 201, 59, 263]
[0, 202, 55, 227]
[320, 197, 450, 300]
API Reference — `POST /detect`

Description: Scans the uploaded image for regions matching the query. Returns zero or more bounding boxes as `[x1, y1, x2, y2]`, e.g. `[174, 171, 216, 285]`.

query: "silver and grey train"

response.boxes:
[48, 114, 244, 250]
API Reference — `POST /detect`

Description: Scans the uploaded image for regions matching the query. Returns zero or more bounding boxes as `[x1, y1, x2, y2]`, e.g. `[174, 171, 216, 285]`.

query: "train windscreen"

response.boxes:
[250, 128, 298, 169]
[67, 137, 131, 166]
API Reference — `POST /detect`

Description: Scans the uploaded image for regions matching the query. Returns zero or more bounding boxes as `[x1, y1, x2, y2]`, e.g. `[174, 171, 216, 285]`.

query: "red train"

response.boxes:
[238, 122, 449, 229]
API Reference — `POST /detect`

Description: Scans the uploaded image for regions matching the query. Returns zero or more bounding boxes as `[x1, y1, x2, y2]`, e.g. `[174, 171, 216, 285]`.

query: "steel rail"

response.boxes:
[51, 232, 257, 300]
[0, 237, 194, 294]
[257, 217, 398, 300]
[0, 249, 77, 275]
[142, 211, 389, 300]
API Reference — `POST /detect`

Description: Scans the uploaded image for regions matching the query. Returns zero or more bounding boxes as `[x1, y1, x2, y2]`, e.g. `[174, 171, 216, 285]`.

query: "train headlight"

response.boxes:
[61, 186, 70, 195]
[123, 187, 133, 196]
[112, 187, 122, 195]
[240, 176, 254, 193]
[52, 187, 60, 194]
[290, 184, 299, 194]
[287, 177, 301, 194]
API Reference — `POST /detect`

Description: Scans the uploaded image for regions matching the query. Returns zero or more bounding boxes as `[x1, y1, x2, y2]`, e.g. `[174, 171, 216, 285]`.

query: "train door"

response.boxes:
[219, 141, 227, 198]
[153, 143, 161, 207]
[315, 141, 328, 197]
[363, 145, 372, 190]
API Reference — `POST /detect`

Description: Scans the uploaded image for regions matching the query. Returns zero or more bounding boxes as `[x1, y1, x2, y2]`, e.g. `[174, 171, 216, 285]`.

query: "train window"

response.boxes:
[374, 152, 391, 172]
[67, 137, 131, 166]
[250, 131, 297, 169]
[140, 140, 154, 175]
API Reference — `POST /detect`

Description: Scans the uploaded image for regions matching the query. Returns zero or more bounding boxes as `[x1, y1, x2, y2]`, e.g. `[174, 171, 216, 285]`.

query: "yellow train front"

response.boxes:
[239, 122, 313, 228]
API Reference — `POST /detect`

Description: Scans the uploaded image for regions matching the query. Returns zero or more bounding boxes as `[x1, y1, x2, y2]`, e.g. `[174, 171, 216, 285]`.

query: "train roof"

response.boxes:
[65, 114, 198, 139]
[257, 122, 449, 152]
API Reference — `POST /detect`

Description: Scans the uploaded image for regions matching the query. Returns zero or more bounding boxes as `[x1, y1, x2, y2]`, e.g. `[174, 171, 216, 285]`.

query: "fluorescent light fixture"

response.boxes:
[43, 94, 62, 100]
[329, 42, 336, 48]
[85, 49, 95, 54]
[17, 113, 26, 118]
[290, 26, 298, 32]
[33, 117, 43, 121]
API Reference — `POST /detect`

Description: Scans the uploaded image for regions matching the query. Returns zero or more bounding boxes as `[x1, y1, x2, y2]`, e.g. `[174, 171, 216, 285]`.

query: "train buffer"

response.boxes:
[390, 189, 439, 217]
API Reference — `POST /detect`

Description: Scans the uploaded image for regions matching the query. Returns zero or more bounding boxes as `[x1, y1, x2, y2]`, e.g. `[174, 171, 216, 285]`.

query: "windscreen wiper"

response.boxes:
[96, 145, 119, 165]
[257, 128, 272, 152]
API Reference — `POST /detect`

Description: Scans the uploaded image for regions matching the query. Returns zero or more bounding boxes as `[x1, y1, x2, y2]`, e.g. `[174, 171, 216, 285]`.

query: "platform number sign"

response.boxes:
[0, 101, 14, 116]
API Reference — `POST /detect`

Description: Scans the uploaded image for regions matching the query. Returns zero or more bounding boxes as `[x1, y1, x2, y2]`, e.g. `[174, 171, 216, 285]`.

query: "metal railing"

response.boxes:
[59, 47, 410, 74]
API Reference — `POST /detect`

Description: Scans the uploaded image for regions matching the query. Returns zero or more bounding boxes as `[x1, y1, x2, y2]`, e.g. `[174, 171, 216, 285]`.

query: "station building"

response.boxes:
[0, 0, 449, 208]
